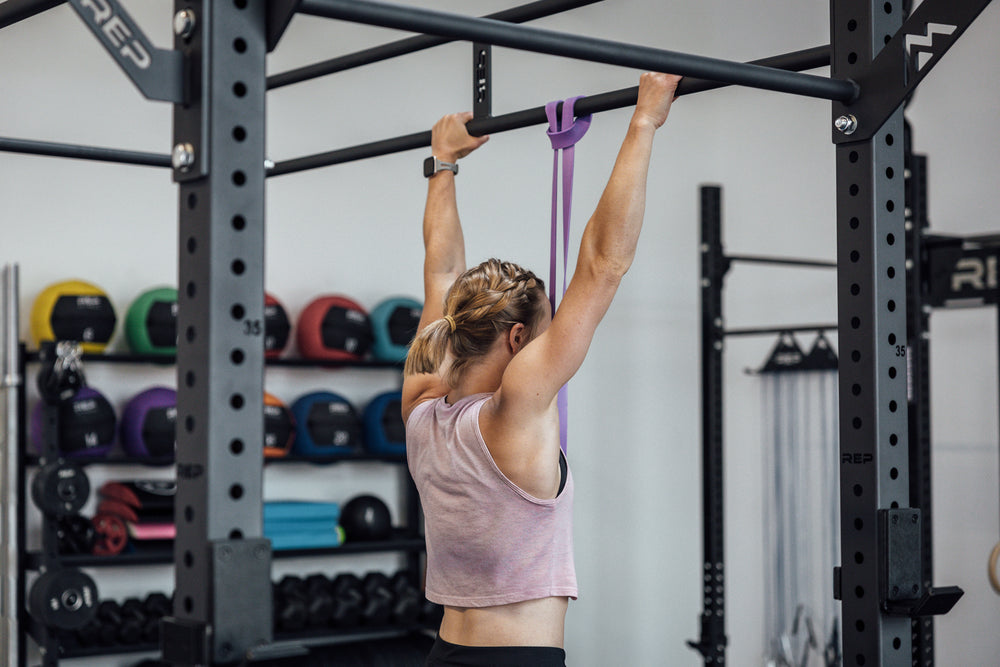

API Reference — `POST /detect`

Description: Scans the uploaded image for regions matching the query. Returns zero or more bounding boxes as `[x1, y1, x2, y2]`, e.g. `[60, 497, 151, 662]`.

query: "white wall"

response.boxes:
[2, 1, 998, 665]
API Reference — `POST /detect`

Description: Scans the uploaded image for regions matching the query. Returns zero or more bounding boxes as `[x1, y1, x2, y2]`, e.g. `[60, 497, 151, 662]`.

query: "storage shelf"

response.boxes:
[53, 624, 433, 659]
[24, 350, 403, 370]
[26, 533, 425, 569]
[24, 452, 407, 467]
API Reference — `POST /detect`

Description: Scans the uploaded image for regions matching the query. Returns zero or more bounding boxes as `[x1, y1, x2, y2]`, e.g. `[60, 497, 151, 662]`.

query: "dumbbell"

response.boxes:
[330, 573, 364, 628]
[361, 572, 395, 626]
[389, 571, 422, 625]
[274, 576, 308, 632]
[94, 600, 123, 646]
[117, 597, 147, 645]
[303, 574, 335, 627]
[141, 592, 172, 643]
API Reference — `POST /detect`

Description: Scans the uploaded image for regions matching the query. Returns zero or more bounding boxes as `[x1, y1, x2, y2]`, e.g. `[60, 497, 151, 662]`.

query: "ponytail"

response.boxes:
[404, 317, 452, 378]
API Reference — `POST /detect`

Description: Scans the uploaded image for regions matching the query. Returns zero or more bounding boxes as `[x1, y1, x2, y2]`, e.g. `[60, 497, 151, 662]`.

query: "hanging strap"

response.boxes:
[544, 96, 591, 454]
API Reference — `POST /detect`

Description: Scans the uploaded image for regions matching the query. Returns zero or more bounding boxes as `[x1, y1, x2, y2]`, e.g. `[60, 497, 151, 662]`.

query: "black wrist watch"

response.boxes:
[423, 156, 458, 178]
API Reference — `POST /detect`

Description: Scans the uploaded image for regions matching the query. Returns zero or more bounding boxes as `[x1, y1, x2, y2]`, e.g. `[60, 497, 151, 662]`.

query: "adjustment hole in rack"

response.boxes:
[185, 415, 195, 433]
[233, 38, 247, 53]
[886, 200, 895, 213]
[186, 282, 196, 298]
[854, 551, 864, 564]
[184, 551, 193, 567]
[885, 134, 894, 146]
[231, 259, 245, 275]
[886, 167, 894, 179]
[884, 34, 891, 45]
[852, 383, 861, 396]
[855, 619, 865, 632]
[849, 184, 859, 196]
[889, 366, 897, 379]
[850, 283, 860, 296]
[187, 193, 197, 210]
[231, 304, 245, 320]
[185, 506, 194, 522]
[886, 233, 895, 246]
[187, 237, 196, 254]
[887, 300, 896, 312]
[852, 417, 862, 430]
[234, 0, 247, 8]
[890, 467, 899, 479]
[230, 484, 243, 500]
[884, 2, 892, 13]
[185, 371, 195, 387]
[891, 501, 899, 509]
[186, 326, 196, 343]
[851, 316, 861, 329]
[854, 517, 863, 530]
[887, 266, 895, 279]
[888, 333, 896, 345]
[233, 82, 247, 98]
[890, 433, 898, 446]
[847, 19, 857, 31]
[892, 637, 901, 650]
[230, 529, 243, 539]
[230, 439, 244, 455]
[856, 654, 866, 666]
[889, 400, 897, 412]
[851, 350, 861, 362]
[230, 394, 244, 410]
[853, 484, 863, 497]
[849, 151, 859, 163]
[233, 126, 246, 142]
[232, 215, 246, 230]
[850, 217, 859, 230]
[848, 52, 858, 65]
[184, 597, 193, 613]
[855, 586, 864, 598]
[231, 348, 245, 365]
[850, 250, 860, 263]
[232, 171, 246, 186]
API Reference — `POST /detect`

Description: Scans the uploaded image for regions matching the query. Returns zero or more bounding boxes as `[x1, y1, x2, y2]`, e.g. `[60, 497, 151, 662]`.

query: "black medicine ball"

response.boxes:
[340, 495, 392, 542]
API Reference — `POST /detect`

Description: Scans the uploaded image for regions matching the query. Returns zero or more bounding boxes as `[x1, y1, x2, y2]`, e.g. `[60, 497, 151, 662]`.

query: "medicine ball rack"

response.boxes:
[5, 330, 430, 664]
[2, 0, 995, 665]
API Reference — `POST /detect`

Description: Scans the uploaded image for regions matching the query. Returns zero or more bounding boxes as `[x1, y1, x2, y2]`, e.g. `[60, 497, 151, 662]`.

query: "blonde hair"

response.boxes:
[404, 259, 547, 386]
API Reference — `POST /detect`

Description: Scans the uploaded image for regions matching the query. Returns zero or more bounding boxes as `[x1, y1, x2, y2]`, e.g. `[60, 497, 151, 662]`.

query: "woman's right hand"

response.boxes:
[431, 112, 490, 163]
[632, 72, 683, 130]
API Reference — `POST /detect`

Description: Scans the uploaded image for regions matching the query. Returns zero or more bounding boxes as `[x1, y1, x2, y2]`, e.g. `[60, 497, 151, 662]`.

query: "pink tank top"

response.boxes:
[406, 393, 577, 607]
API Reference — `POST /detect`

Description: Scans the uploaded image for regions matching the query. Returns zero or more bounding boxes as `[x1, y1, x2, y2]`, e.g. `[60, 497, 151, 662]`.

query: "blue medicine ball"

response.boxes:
[290, 391, 364, 458]
[363, 391, 406, 457]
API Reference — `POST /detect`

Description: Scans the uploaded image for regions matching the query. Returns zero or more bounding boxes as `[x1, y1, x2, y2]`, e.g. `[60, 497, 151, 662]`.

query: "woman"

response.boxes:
[403, 72, 681, 666]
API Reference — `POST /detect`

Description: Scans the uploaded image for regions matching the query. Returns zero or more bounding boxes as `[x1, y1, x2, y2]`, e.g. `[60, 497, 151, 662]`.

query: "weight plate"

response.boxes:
[29, 569, 98, 630]
[31, 462, 90, 517]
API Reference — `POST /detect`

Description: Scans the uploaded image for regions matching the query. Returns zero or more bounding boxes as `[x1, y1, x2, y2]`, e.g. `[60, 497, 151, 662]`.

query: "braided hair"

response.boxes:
[404, 259, 547, 386]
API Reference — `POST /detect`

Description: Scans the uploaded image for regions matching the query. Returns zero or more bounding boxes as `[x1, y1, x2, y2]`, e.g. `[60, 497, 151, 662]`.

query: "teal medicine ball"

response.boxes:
[369, 297, 422, 362]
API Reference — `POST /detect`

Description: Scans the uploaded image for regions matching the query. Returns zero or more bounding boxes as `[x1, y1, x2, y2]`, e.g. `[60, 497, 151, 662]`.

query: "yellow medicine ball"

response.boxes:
[30, 280, 117, 354]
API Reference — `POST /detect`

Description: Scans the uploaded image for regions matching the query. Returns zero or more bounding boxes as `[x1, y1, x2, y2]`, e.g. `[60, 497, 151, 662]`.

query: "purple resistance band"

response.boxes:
[545, 96, 591, 454]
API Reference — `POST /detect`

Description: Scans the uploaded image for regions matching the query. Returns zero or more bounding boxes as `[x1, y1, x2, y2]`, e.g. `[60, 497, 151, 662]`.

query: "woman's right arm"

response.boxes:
[497, 72, 682, 411]
[402, 113, 489, 418]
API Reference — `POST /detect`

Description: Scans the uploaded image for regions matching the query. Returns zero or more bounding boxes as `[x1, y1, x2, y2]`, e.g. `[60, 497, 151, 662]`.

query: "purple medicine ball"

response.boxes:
[120, 386, 177, 460]
[31, 386, 117, 457]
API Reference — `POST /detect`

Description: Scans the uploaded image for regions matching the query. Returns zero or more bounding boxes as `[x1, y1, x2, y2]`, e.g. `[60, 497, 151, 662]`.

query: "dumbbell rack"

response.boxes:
[11, 345, 433, 665]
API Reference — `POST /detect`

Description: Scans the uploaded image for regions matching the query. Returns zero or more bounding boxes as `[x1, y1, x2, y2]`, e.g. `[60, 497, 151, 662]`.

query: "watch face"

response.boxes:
[423, 157, 435, 177]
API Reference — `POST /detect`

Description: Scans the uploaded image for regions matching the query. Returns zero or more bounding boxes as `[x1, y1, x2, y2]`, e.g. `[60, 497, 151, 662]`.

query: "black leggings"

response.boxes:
[425, 635, 567, 667]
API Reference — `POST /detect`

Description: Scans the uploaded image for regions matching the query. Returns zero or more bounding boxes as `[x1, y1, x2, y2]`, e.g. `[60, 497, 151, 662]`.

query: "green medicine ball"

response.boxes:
[125, 287, 178, 356]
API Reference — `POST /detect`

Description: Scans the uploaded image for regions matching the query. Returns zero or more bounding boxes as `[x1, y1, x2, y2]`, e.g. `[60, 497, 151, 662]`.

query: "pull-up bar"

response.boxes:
[268, 0, 603, 90]
[298, 0, 858, 103]
[0, 0, 64, 30]
[270, 45, 831, 177]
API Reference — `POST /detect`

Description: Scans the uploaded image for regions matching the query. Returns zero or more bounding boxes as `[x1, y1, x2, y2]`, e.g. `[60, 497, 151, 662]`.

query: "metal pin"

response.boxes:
[172, 143, 195, 172]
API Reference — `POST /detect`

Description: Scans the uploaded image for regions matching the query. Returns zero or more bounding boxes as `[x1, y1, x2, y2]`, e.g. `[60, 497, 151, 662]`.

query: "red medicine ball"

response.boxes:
[296, 295, 373, 361]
